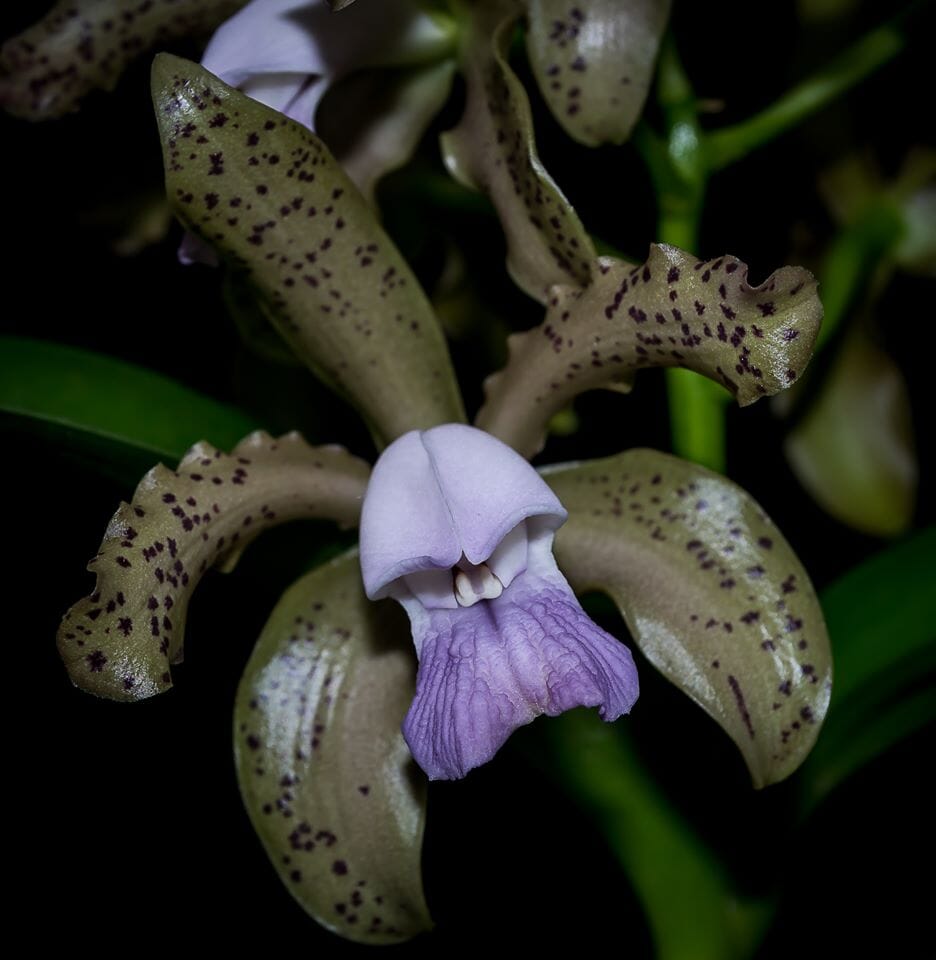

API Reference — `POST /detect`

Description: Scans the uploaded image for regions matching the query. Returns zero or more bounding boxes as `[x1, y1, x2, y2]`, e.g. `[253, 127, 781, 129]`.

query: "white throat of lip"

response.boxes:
[399, 520, 533, 610]
[454, 562, 503, 607]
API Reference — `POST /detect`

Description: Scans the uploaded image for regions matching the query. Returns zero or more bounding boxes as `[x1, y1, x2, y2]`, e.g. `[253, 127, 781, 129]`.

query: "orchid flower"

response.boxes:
[24, 0, 842, 938]
[360, 423, 638, 779]
[48, 45, 833, 942]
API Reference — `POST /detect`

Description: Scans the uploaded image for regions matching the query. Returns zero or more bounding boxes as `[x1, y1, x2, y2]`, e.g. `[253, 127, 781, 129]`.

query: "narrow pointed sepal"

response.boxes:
[544, 449, 832, 787]
[152, 54, 465, 444]
[441, 0, 596, 302]
[477, 245, 822, 457]
[235, 549, 431, 944]
[57, 432, 370, 701]
[0, 0, 247, 120]
[525, 0, 672, 146]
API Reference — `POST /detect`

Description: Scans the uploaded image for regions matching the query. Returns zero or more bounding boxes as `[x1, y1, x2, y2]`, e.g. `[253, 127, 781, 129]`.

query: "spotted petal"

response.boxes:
[441, 0, 596, 302]
[544, 449, 832, 787]
[0, 0, 248, 120]
[152, 54, 465, 445]
[477, 244, 822, 457]
[525, 0, 672, 146]
[236, 548, 430, 943]
[58, 431, 370, 701]
[397, 527, 638, 779]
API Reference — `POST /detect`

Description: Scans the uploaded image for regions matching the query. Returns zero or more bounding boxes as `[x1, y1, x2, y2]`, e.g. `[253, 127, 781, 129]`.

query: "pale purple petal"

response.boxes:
[421, 423, 566, 564]
[203, 0, 451, 92]
[398, 529, 639, 780]
[359, 425, 566, 599]
[201, 0, 329, 80]
[240, 70, 322, 119]
[178, 231, 220, 267]
[359, 430, 461, 599]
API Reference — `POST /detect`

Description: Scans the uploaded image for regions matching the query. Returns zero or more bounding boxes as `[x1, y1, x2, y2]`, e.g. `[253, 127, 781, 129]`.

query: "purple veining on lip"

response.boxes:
[359, 423, 639, 780]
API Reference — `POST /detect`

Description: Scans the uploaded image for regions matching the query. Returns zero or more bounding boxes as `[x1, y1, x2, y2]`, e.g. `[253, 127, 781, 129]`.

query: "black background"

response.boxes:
[2, 2, 933, 955]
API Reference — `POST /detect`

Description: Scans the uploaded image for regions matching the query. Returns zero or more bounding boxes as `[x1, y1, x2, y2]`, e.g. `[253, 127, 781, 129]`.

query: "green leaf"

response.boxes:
[151, 54, 465, 445]
[0, 335, 258, 462]
[477, 244, 822, 458]
[58, 431, 371, 701]
[801, 683, 935, 808]
[0, 0, 247, 120]
[785, 333, 917, 537]
[441, 0, 597, 302]
[235, 548, 430, 943]
[544, 449, 832, 787]
[798, 528, 936, 805]
[818, 527, 935, 709]
[546, 712, 771, 960]
[524, 0, 672, 146]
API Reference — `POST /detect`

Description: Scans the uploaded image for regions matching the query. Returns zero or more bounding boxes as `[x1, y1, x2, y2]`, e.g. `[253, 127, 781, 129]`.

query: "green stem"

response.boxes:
[547, 712, 771, 960]
[639, 38, 728, 472]
[665, 370, 729, 472]
[707, 13, 910, 171]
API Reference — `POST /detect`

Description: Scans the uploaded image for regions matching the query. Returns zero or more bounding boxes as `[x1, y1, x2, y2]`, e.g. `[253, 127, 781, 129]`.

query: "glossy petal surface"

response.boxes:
[0, 0, 247, 119]
[525, 0, 671, 146]
[441, 0, 596, 302]
[58, 431, 370, 701]
[360, 424, 565, 598]
[545, 449, 832, 787]
[152, 54, 464, 444]
[235, 548, 430, 944]
[399, 531, 639, 779]
[478, 244, 822, 457]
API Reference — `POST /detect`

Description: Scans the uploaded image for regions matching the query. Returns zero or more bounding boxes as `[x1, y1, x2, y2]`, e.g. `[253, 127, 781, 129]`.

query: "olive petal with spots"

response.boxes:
[441, 0, 596, 303]
[235, 549, 430, 944]
[0, 0, 247, 121]
[525, 0, 671, 147]
[543, 449, 832, 788]
[58, 431, 371, 702]
[477, 243, 822, 458]
[152, 54, 465, 445]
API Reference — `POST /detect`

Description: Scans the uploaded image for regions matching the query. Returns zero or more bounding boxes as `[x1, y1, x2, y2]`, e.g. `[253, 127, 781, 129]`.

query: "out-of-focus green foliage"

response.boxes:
[800, 527, 936, 806]
[0, 335, 258, 467]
